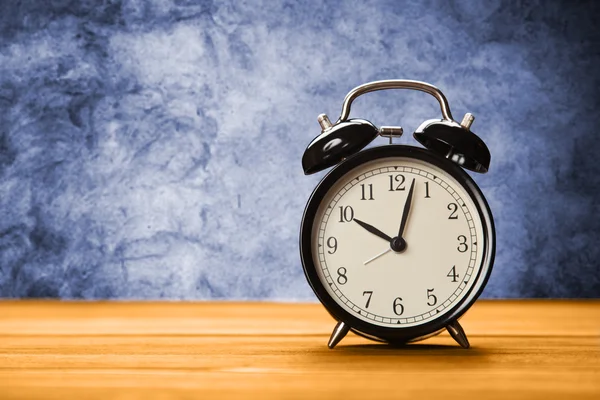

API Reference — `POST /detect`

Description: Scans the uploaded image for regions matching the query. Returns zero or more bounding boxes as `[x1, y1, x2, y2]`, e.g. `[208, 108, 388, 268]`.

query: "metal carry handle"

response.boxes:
[336, 79, 454, 123]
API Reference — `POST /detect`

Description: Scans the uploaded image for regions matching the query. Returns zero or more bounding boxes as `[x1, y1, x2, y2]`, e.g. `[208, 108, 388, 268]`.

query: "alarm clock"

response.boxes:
[299, 80, 495, 349]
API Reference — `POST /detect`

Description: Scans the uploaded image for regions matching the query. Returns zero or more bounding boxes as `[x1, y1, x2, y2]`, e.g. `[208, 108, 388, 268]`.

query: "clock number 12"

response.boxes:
[388, 175, 406, 191]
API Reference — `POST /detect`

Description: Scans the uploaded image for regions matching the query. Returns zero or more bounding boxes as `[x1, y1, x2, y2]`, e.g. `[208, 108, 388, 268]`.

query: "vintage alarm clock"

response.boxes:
[299, 80, 495, 349]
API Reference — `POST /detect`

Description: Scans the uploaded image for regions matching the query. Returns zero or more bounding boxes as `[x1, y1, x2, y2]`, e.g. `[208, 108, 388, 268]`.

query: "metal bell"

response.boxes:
[302, 115, 379, 175]
[413, 113, 491, 173]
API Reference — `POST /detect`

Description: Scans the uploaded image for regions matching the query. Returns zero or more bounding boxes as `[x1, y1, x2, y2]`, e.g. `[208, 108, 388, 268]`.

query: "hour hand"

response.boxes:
[353, 218, 393, 242]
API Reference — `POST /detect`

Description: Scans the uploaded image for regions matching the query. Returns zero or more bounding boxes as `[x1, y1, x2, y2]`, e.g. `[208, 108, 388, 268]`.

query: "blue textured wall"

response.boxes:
[0, 0, 598, 299]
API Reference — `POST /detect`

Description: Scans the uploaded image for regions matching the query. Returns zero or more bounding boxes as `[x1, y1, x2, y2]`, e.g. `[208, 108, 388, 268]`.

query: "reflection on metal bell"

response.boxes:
[302, 116, 379, 175]
[413, 114, 491, 173]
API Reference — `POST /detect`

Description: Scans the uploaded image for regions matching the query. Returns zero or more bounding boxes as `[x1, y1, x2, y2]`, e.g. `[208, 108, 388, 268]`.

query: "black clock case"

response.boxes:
[299, 145, 496, 344]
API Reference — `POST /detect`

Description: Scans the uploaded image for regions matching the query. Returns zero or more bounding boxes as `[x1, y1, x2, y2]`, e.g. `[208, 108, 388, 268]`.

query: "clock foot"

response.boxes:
[328, 321, 350, 349]
[446, 320, 470, 349]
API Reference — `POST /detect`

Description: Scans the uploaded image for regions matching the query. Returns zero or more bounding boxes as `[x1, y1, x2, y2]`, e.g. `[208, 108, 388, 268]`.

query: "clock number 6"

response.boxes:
[393, 297, 404, 315]
[457, 235, 469, 253]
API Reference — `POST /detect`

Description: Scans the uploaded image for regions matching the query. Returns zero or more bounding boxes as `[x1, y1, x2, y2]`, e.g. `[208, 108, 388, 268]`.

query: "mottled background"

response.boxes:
[0, 0, 598, 299]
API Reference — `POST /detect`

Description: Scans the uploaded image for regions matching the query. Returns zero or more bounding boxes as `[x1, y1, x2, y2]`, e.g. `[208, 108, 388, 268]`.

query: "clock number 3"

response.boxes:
[457, 235, 469, 252]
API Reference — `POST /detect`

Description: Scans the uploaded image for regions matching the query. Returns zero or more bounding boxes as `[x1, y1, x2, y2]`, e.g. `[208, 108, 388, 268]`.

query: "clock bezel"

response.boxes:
[299, 145, 495, 343]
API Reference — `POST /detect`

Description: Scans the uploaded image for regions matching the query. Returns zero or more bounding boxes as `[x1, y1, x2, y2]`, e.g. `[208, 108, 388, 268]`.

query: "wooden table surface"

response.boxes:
[0, 300, 599, 399]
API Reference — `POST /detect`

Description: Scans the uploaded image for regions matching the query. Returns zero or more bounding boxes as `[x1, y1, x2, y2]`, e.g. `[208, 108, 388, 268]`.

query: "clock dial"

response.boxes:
[311, 156, 485, 328]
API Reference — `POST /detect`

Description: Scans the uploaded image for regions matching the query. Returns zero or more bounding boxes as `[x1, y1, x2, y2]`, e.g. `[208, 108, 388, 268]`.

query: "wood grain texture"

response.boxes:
[0, 300, 599, 399]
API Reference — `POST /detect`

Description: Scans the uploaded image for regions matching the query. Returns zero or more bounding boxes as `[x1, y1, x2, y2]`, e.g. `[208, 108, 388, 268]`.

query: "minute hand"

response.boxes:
[353, 218, 393, 242]
[397, 179, 416, 238]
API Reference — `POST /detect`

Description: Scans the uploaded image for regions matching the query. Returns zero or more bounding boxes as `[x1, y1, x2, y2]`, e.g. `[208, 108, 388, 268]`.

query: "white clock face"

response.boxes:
[311, 156, 485, 328]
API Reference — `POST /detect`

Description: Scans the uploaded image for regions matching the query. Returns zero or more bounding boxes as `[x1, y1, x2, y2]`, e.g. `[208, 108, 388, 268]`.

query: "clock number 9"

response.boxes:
[336, 267, 347, 285]
[326, 237, 337, 254]
[393, 297, 404, 315]
[457, 235, 469, 253]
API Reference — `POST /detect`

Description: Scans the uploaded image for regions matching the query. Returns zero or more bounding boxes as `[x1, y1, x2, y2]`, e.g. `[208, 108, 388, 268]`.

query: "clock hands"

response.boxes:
[353, 179, 416, 262]
[353, 180, 415, 257]
[397, 178, 416, 238]
[388, 178, 415, 253]
[363, 248, 392, 265]
[353, 219, 394, 265]
[353, 218, 393, 242]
